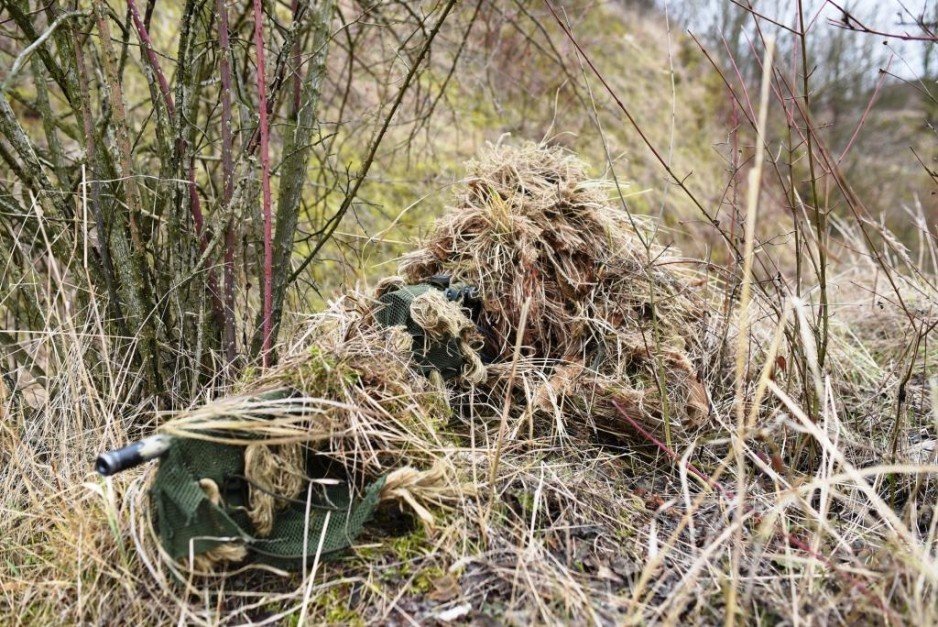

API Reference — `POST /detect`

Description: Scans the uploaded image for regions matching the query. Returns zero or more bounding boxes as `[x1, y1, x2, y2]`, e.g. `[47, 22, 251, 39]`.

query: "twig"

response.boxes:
[93, 0, 162, 389]
[258, 0, 334, 355]
[1, 0, 76, 102]
[289, 0, 459, 284]
[73, 25, 127, 335]
[217, 0, 237, 365]
[484, 297, 531, 539]
[542, 1, 715, 226]
[797, 0, 829, 374]
[838, 57, 893, 165]
[827, 0, 938, 42]
[610, 398, 725, 495]
[125, 0, 174, 116]
[0, 10, 84, 93]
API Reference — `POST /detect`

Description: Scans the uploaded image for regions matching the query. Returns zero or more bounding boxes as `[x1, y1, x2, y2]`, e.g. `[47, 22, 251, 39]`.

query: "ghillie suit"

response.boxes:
[110, 142, 717, 573]
[399, 142, 711, 445]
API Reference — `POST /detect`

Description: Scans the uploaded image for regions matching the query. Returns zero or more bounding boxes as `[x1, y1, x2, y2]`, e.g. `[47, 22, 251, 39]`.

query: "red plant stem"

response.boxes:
[611, 398, 727, 497]
[129, 0, 227, 341]
[217, 0, 236, 364]
[838, 55, 893, 164]
[786, 532, 897, 621]
[126, 0, 174, 117]
[720, 35, 755, 122]
[242, 0, 315, 157]
[253, 0, 273, 367]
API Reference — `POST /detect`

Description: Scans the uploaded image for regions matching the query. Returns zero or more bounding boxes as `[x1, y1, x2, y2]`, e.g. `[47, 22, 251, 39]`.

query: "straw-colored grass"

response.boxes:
[2, 140, 937, 625]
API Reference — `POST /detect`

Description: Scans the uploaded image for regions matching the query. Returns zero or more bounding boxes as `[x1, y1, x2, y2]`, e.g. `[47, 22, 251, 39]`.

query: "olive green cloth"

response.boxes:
[374, 283, 468, 380]
[150, 437, 385, 569]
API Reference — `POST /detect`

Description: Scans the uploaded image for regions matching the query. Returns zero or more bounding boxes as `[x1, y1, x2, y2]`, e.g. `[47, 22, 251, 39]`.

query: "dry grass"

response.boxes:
[3, 138, 938, 626]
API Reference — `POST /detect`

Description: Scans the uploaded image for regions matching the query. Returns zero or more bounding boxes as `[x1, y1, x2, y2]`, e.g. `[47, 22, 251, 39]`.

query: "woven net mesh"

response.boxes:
[151, 437, 385, 569]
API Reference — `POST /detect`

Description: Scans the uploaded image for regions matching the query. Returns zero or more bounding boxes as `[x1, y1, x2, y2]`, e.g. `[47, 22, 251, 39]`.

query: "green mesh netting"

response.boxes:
[150, 437, 385, 569]
[375, 283, 467, 380]
[151, 436, 249, 559]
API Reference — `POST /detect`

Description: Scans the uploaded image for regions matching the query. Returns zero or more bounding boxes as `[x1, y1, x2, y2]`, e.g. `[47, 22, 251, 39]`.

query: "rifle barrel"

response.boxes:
[95, 435, 173, 476]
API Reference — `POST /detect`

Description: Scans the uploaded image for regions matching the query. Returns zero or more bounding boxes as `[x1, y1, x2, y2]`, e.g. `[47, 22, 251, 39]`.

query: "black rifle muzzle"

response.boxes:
[95, 435, 173, 476]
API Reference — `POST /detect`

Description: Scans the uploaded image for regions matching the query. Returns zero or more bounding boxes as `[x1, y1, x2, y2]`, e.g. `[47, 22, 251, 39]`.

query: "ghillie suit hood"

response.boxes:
[400, 142, 711, 443]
